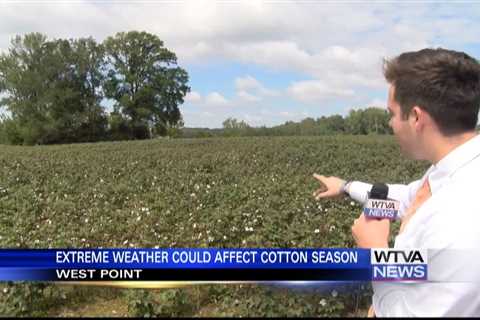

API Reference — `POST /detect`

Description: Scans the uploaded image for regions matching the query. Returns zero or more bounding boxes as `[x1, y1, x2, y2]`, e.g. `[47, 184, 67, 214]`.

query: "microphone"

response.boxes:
[363, 183, 400, 220]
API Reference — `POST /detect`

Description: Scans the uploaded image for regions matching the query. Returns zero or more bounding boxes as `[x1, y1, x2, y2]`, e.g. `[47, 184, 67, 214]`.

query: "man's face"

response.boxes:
[387, 85, 420, 159]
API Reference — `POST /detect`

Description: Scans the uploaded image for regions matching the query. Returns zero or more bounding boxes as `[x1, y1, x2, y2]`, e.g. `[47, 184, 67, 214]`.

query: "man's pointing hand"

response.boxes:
[312, 174, 346, 200]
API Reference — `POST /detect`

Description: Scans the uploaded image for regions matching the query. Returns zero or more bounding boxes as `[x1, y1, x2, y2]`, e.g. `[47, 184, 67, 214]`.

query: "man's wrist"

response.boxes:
[341, 180, 352, 195]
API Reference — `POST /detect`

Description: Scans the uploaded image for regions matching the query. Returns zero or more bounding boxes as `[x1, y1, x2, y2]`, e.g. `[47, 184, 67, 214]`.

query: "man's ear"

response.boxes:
[411, 106, 426, 131]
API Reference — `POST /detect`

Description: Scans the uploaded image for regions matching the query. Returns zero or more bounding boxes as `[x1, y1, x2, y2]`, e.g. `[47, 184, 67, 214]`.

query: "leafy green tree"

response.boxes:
[345, 109, 366, 134]
[344, 108, 391, 135]
[222, 117, 251, 136]
[323, 115, 345, 133]
[0, 33, 107, 144]
[107, 111, 131, 141]
[222, 117, 250, 130]
[347, 108, 389, 134]
[299, 117, 316, 135]
[103, 31, 190, 139]
[165, 117, 184, 138]
[362, 107, 392, 134]
[68, 37, 109, 141]
[0, 33, 49, 144]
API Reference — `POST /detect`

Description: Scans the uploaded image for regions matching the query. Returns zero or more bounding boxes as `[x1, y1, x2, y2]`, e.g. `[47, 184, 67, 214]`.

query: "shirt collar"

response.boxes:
[426, 134, 480, 194]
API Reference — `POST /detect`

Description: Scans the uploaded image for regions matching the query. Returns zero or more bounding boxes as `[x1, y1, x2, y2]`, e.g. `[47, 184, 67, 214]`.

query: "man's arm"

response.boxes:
[313, 173, 426, 219]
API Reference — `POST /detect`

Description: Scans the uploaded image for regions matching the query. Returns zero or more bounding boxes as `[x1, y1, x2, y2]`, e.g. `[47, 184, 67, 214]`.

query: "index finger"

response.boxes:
[313, 173, 326, 183]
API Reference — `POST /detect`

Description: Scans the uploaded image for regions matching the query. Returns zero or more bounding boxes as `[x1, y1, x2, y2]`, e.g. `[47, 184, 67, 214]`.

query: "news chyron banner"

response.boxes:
[0, 248, 427, 283]
[0, 248, 428, 282]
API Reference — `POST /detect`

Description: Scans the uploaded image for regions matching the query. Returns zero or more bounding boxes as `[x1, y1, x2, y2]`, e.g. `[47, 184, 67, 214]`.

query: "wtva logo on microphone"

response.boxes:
[363, 199, 400, 220]
[371, 249, 428, 281]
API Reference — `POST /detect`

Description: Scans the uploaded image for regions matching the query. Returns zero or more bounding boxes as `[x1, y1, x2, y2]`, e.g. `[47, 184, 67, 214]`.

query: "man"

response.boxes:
[313, 48, 480, 317]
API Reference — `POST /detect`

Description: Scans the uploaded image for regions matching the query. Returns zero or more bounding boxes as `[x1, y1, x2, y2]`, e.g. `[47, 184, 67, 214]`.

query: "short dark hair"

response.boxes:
[383, 48, 480, 135]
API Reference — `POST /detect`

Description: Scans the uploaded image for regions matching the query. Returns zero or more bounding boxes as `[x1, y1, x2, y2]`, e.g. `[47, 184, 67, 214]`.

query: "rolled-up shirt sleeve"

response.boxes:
[347, 179, 424, 219]
[346, 181, 372, 204]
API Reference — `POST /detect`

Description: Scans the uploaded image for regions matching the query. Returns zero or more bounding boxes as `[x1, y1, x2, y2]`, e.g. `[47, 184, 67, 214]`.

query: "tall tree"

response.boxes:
[222, 117, 250, 130]
[361, 107, 392, 134]
[69, 37, 109, 142]
[103, 31, 190, 139]
[0, 33, 49, 144]
[345, 108, 391, 135]
[0, 33, 107, 144]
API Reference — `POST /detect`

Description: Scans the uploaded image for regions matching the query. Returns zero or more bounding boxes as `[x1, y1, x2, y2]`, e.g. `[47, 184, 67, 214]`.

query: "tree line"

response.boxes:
[182, 107, 393, 138]
[0, 31, 397, 145]
[0, 31, 189, 145]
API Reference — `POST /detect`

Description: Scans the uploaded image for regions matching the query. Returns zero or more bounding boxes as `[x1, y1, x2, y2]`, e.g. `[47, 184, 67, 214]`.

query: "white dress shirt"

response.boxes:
[347, 134, 480, 317]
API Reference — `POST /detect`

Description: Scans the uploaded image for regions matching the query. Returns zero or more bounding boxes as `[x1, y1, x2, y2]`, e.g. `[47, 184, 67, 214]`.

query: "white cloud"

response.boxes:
[184, 91, 202, 103]
[1, 1, 479, 127]
[242, 113, 263, 124]
[235, 75, 262, 92]
[1, 3, 478, 65]
[288, 80, 355, 104]
[367, 98, 387, 109]
[205, 92, 230, 107]
[234, 75, 279, 102]
[228, 41, 310, 72]
[237, 90, 261, 103]
[182, 90, 231, 111]
[1, 3, 477, 82]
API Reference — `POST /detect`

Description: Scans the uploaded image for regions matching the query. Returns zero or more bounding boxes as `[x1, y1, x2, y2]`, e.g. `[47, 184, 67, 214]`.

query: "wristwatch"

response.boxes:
[341, 180, 352, 195]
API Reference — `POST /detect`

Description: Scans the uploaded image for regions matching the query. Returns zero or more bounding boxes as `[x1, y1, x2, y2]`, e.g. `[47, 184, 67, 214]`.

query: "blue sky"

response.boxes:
[1, 1, 480, 128]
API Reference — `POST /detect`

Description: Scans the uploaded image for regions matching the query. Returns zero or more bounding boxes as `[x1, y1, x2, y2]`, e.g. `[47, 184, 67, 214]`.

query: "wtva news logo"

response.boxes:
[371, 249, 428, 281]
[363, 199, 399, 220]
